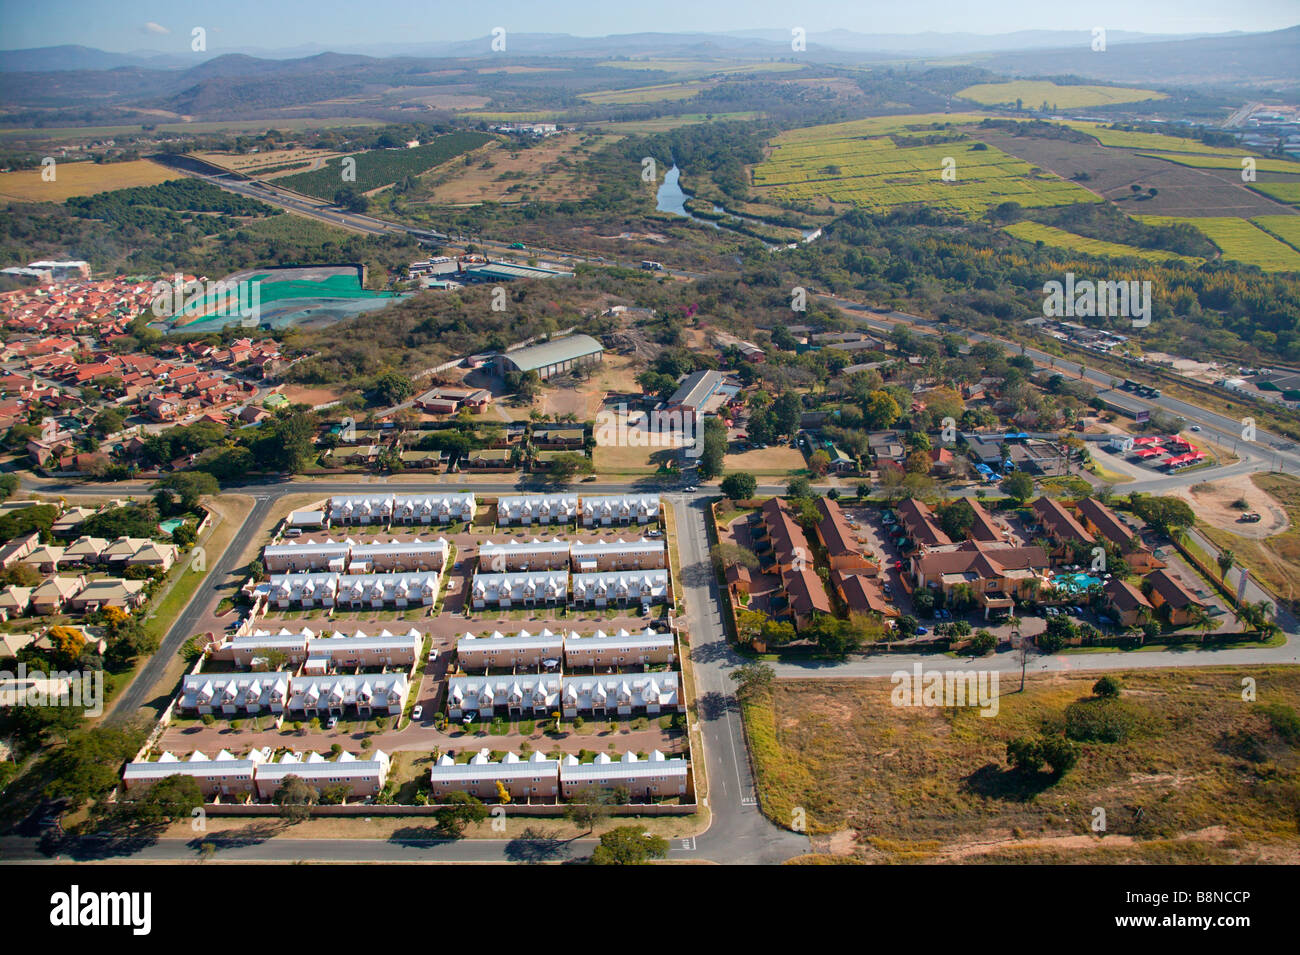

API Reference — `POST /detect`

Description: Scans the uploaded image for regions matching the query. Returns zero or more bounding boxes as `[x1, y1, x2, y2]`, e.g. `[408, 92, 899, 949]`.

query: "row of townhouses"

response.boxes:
[210, 627, 424, 672]
[479, 537, 665, 572]
[446, 672, 681, 719]
[267, 571, 443, 609]
[263, 536, 450, 574]
[178, 671, 409, 718]
[428, 748, 689, 801]
[457, 627, 675, 670]
[326, 494, 477, 526]
[469, 569, 670, 609]
[315, 493, 661, 528]
[123, 748, 390, 801]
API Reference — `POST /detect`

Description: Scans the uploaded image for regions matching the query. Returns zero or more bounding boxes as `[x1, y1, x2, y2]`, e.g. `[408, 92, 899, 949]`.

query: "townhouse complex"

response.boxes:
[123, 747, 391, 802]
[429, 748, 690, 802]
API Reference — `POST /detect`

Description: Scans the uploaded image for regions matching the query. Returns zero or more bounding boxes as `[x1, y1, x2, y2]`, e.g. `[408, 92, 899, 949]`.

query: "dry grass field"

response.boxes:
[744, 668, 1300, 863]
[192, 148, 340, 178]
[959, 80, 1165, 109]
[421, 132, 618, 205]
[1199, 473, 1300, 607]
[0, 158, 182, 202]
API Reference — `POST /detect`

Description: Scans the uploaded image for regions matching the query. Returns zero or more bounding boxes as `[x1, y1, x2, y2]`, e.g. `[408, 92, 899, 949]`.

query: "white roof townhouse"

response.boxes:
[469, 570, 569, 608]
[262, 539, 350, 573]
[560, 672, 680, 717]
[122, 748, 269, 798]
[563, 628, 675, 668]
[253, 750, 391, 802]
[446, 675, 563, 719]
[334, 572, 441, 608]
[559, 750, 689, 799]
[570, 570, 670, 606]
[269, 572, 339, 608]
[581, 493, 660, 526]
[286, 672, 409, 716]
[328, 494, 475, 525]
[478, 538, 571, 572]
[497, 493, 579, 525]
[327, 495, 393, 524]
[180, 673, 291, 715]
[456, 628, 566, 670]
[218, 627, 423, 671]
[428, 749, 561, 800]
[570, 538, 666, 571]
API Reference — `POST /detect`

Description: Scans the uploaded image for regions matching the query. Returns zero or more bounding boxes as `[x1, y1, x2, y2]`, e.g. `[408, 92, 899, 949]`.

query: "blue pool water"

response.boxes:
[159, 518, 185, 536]
[1054, 572, 1102, 593]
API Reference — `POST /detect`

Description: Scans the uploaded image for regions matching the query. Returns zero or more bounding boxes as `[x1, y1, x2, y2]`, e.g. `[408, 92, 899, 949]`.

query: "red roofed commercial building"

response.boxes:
[782, 564, 832, 631]
[1075, 497, 1164, 573]
[912, 540, 1051, 618]
[831, 570, 897, 618]
[965, 498, 1005, 543]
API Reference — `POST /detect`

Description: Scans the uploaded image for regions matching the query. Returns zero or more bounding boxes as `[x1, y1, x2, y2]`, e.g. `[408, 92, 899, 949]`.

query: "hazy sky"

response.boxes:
[2, 0, 1296, 51]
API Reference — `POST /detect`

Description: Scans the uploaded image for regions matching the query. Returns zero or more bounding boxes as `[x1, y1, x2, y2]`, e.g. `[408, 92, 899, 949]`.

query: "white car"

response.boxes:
[411, 705, 423, 721]
[685, 486, 698, 492]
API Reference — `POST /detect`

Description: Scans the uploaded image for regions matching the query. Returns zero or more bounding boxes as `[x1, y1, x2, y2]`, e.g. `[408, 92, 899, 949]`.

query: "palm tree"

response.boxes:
[1187, 605, 1215, 642]
[1215, 549, 1236, 582]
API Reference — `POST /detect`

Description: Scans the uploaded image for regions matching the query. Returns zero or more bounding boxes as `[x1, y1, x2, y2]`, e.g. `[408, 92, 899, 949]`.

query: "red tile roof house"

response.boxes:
[1142, 569, 1210, 628]
[1030, 496, 1095, 561]
[832, 569, 898, 618]
[1103, 578, 1154, 628]
[895, 498, 952, 550]
[1075, 497, 1165, 574]
[783, 563, 833, 631]
[911, 540, 1051, 619]
[815, 498, 878, 574]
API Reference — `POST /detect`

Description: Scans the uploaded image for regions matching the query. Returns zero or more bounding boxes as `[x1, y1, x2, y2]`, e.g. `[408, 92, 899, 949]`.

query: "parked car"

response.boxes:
[462, 713, 475, 725]
[326, 717, 338, 729]
[412, 705, 423, 721]
[915, 626, 928, 635]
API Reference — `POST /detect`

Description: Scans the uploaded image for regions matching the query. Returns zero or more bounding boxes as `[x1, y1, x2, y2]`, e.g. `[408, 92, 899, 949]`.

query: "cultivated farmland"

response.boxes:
[1137, 215, 1300, 272]
[753, 115, 1098, 216]
[0, 158, 182, 203]
[1139, 152, 1300, 175]
[1003, 220, 1203, 264]
[1252, 216, 1300, 252]
[958, 80, 1165, 109]
[275, 131, 494, 200]
[1250, 182, 1300, 207]
[580, 80, 713, 104]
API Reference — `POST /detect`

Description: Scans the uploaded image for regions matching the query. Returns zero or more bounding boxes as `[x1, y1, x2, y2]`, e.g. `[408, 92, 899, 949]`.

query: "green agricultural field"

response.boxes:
[1064, 123, 1248, 156]
[1252, 216, 1300, 252]
[958, 80, 1165, 109]
[1138, 215, 1300, 272]
[1249, 181, 1300, 207]
[754, 114, 1098, 216]
[1139, 152, 1300, 175]
[580, 80, 712, 104]
[1003, 220, 1203, 264]
[275, 130, 493, 200]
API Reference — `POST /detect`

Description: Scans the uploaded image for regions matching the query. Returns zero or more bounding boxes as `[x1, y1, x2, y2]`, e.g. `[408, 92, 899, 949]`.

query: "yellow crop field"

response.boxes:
[1063, 122, 1247, 156]
[1137, 215, 1300, 272]
[1251, 216, 1300, 252]
[1249, 182, 1300, 207]
[959, 80, 1165, 109]
[580, 81, 710, 104]
[0, 158, 182, 202]
[754, 115, 1098, 216]
[1138, 152, 1300, 175]
[1003, 221, 1203, 264]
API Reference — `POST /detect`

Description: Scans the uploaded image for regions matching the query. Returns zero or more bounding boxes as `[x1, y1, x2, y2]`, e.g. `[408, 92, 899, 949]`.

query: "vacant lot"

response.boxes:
[422, 132, 618, 205]
[1199, 473, 1300, 606]
[958, 80, 1165, 109]
[0, 158, 181, 202]
[745, 668, 1300, 863]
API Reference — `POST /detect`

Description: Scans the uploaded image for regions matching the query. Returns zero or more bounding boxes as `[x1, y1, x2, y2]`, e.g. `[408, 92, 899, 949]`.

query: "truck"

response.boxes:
[641, 260, 665, 271]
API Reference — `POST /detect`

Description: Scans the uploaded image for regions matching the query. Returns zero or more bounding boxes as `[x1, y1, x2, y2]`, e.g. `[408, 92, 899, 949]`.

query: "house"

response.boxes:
[1075, 497, 1164, 573]
[286, 509, 326, 531]
[253, 750, 391, 802]
[724, 562, 751, 599]
[463, 448, 513, 470]
[758, 497, 814, 572]
[333, 572, 441, 609]
[895, 498, 952, 549]
[559, 673, 681, 717]
[429, 750, 560, 801]
[532, 427, 585, 449]
[663, 369, 727, 425]
[179, 673, 291, 716]
[0, 531, 39, 567]
[126, 541, 177, 571]
[965, 499, 1005, 544]
[327, 493, 475, 525]
[782, 564, 833, 630]
[1031, 497, 1095, 558]
[570, 571, 669, 608]
[347, 538, 449, 574]
[0, 631, 35, 660]
[447, 675, 562, 720]
[101, 536, 153, 567]
[832, 570, 898, 618]
[478, 539, 571, 573]
[20, 544, 65, 574]
[263, 539, 350, 574]
[456, 629, 566, 671]
[62, 536, 109, 565]
[581, 494, 660, 527]
[123, 749, 267, 800]
[269, 572, 339, 609]
[497, 493, 578, 526]
[560, 750, 688, 799]
[1144, 569, 1209, 627]
[815, 498, 877, 573]
[563, 628, 675, 669]
[912, 541, 1051, 618]
[0, 587, 33, 620]
[30, 575, 85, 614]
[219, 627, 423, 672]
[286, 673, 409, 717]
[470, 571, 569, 609]
[570, 539, 666, 572]
[1103, 578, 1154, 627]
[67, 578, 147, 612]
[868, 431, 906, 468]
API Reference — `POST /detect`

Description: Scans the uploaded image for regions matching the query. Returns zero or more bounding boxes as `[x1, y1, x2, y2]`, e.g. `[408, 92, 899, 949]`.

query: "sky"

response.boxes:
[1, 0, 1297, 52]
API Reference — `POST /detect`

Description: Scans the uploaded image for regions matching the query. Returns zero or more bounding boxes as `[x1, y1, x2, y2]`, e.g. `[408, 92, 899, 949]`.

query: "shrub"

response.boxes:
[969, 630, 997, 656]
[1092, 676, 1122, 698]
[1065, 698, 1139, 743]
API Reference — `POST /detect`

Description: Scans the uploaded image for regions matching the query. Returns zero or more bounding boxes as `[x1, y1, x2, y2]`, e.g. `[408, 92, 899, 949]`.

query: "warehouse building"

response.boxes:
[494, 334, 604, 381]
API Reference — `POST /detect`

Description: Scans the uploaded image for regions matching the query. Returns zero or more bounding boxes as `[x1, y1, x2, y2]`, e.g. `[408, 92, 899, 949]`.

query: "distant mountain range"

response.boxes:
[0, 26, 1293, 72]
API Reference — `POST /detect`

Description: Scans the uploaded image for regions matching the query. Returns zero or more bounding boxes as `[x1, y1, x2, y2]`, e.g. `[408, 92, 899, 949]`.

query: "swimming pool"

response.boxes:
[1052, 572, 1102, 594]
[159, 518, 185, 537]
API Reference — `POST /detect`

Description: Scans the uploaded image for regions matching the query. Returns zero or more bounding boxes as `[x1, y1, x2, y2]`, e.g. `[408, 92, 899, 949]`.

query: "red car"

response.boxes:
[893, 560, 903, 571]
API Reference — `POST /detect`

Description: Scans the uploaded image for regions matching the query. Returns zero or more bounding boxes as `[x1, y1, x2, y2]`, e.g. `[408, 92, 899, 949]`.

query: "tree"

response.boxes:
[1216, 549, 1236, 582]
[786, 476, 813, 500]
[773, 391, 802, 437]
[44, 626, 86, 668]
[969, 630, 997, 656]
[938, 499, 976, 541]
[372, 371, 415, 406]
[1093, 676, 1122, 698]
[1006, 736, 1044, 773]
[862, 390, 901, 430]
[590, 825, 670, 865]
[720, 472, 757, 500]
[565, 786, 615, 832]
[1002, 471, 1034, 504]
[545, 452, 594, 482]
[1040, 736, 1080, 775]
[697, 418, 728, 481]
[730, 662, 775, 699]
[121, 774, 203, 827]
[435, 790, 489, 836]
[710, 542, 758, 573]
[272, 775, 319, 823]
[154, 471, 218, 513]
